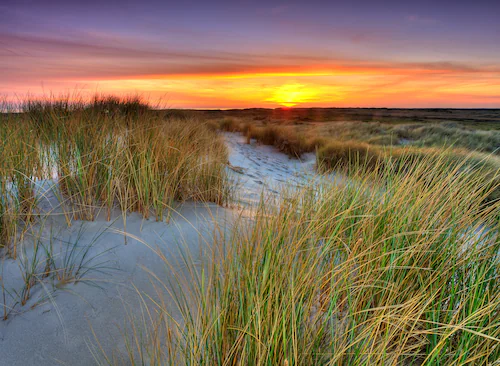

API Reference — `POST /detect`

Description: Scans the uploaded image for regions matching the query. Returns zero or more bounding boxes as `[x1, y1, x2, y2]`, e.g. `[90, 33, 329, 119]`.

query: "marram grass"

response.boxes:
[0, 96, 232, 253]
[2, 97, 499, 364]
[0, 95, 232, 319]
[103, 152, 499, 365]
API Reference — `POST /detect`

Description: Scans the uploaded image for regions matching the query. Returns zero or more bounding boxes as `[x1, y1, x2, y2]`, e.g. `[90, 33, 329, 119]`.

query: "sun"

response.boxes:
[267, 83, 317, 107]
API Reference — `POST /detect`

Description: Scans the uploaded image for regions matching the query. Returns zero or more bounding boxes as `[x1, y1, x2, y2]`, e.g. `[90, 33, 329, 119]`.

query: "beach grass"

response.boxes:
[100, 150, 500, 365]
[217, 117, 500, 203]
[0, 94, 231, 267]
[2, 98, 499, 364]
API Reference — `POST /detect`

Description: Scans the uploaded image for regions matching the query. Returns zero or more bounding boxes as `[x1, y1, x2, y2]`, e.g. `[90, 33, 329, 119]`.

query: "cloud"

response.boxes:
[1, 27, 499, 108]
[2, 30, 499, 85]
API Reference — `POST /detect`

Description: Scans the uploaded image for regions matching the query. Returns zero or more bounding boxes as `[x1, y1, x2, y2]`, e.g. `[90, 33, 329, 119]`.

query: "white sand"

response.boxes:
[0, 132, 316, 365]
[224, 132, 316, 206]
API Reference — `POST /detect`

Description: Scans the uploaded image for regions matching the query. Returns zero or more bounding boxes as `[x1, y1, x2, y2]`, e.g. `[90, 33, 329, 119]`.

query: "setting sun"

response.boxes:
[266, 83, 319, 107]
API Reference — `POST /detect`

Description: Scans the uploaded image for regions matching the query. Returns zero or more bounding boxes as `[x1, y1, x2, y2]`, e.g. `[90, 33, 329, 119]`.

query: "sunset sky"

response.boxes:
[1, 0, 499, 108]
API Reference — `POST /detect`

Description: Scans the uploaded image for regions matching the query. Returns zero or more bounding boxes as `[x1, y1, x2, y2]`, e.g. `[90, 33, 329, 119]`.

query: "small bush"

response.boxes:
[317, 140, 383, 172]
[219, 118, 240, 132]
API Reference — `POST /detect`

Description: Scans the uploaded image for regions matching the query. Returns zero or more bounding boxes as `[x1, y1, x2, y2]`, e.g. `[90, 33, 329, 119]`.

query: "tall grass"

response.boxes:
[0, 95, 231, 252]
[106, 152, 500, 365]
[0, 94, 232, 321]
[316, 141, 500, 203]
[0, 121, 42, 257]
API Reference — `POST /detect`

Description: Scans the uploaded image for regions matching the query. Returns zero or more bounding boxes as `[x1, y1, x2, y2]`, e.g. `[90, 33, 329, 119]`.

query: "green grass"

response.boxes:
[216, 116, 500, 203]
[0, 95, 232, 253]
[0, 95, 232, 316]
[2, 100, 499, 363]
[99, 151, 500, 365]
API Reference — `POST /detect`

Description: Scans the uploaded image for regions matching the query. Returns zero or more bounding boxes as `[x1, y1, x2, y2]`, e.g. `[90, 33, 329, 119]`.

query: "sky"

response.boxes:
[1, 0, 499, 108]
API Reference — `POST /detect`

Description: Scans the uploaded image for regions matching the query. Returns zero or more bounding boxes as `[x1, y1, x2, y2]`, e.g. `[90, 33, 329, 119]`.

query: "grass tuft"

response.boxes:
[100, 152, 500, 365]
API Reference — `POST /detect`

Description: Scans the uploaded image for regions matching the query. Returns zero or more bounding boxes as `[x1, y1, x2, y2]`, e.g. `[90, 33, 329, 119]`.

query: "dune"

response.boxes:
[0, 131, 315, 365]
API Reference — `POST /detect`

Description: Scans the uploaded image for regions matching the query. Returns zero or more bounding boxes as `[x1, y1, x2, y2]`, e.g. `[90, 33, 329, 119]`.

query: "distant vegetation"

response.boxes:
[213, 109, 500, 153]
[199, 107, 500, 130]
[214, 112, 500, 202]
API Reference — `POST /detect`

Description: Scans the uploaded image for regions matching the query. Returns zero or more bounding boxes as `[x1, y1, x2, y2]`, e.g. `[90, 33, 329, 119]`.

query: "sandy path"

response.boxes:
[0, 132, 316, 365]
[224, 132, 316, 205]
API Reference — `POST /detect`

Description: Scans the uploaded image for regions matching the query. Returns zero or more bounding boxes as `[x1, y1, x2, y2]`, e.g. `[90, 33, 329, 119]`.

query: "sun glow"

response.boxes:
[266, 83, 319, 107]
[14, 68, 499, 109]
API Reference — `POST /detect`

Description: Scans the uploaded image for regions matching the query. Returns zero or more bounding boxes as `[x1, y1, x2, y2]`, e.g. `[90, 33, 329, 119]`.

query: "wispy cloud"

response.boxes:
[2, 31, 499, 84]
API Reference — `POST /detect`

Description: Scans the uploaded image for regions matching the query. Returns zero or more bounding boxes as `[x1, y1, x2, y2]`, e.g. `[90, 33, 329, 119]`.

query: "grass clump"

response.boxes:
[106, 152, 500, 365]
[0, 94, 232, 253]
[219, 117, 242, 133]
[0, 94, 232, 320]
[317, 140, 383, 172]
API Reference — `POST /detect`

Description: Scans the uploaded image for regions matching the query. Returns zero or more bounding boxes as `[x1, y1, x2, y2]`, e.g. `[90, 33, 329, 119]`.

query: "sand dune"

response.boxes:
[0, 132, 312, 365]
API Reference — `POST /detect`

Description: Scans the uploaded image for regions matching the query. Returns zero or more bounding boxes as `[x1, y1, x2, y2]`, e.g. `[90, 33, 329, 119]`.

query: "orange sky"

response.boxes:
[80, 66, 500, 108]
[3, 62, 499, 109]
[3, 64, 500, 109]
[2, 0, 500, 108]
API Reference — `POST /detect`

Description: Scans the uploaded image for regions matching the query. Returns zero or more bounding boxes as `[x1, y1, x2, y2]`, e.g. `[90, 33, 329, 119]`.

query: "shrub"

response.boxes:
[219, 118, 240, 132]
[317, 140, 383, 172]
